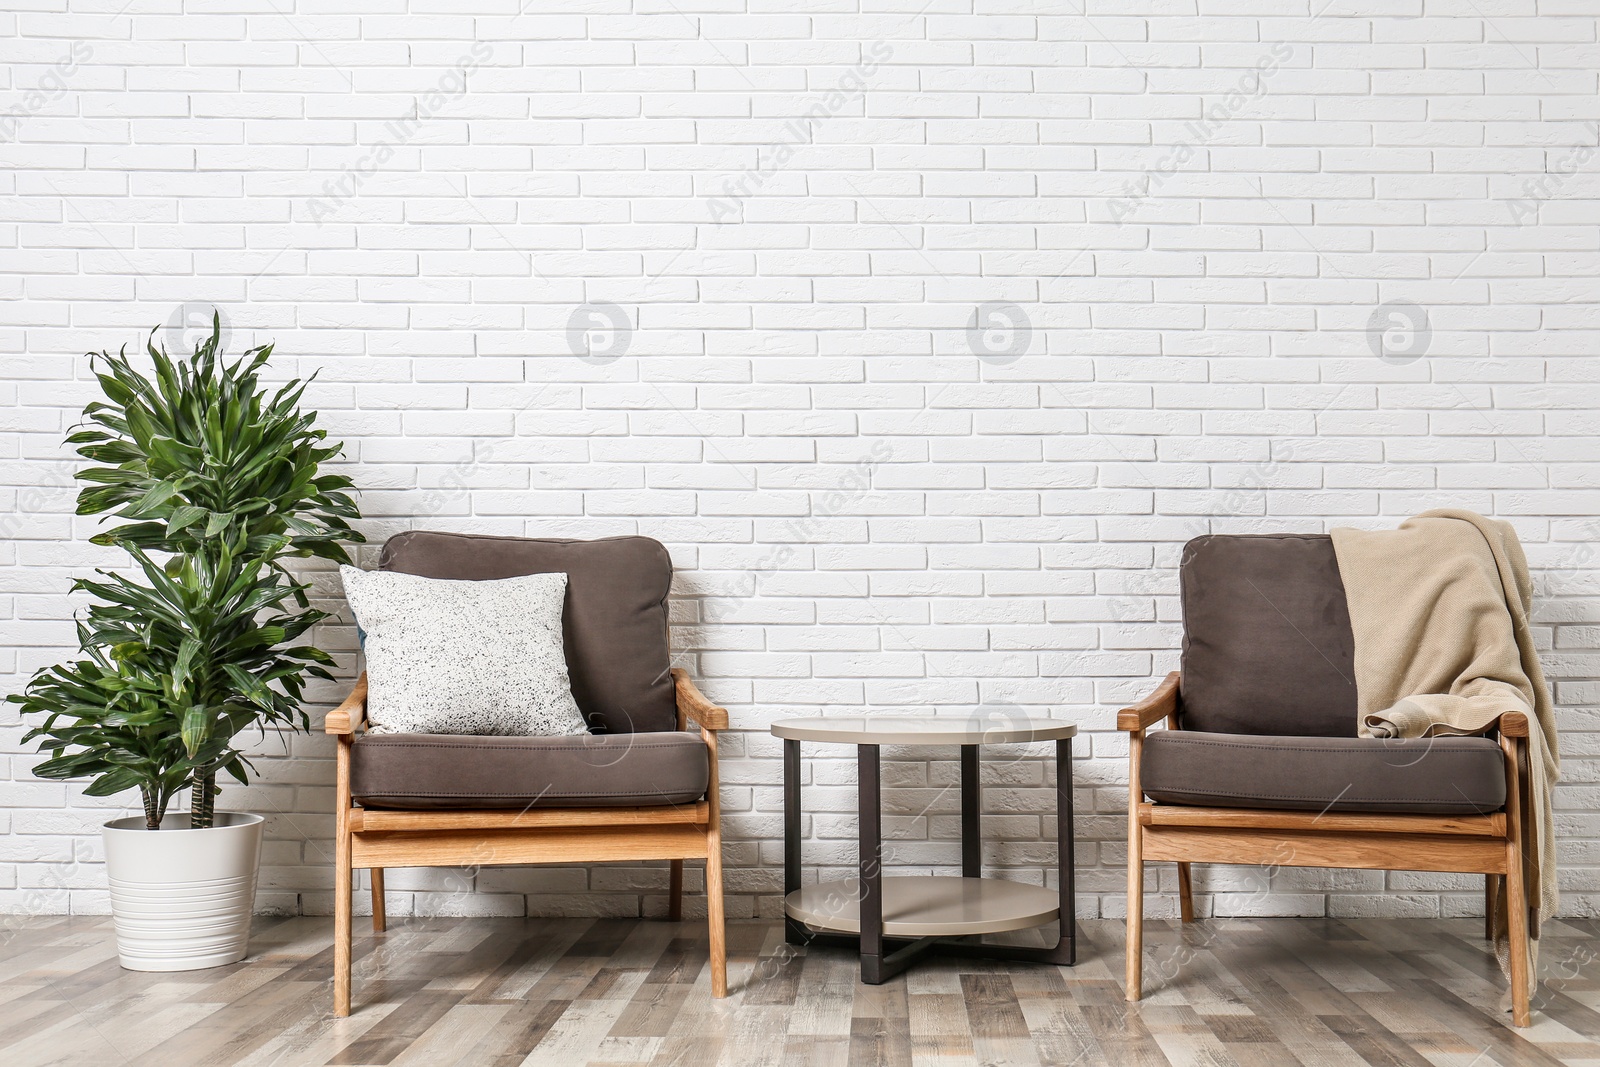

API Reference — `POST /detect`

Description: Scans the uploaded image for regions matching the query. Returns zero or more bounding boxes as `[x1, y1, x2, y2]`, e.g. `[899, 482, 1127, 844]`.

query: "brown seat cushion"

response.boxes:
[1179, 533, 1358, 736]
[1141, 730, 1506, 815]
[380, 531, 675, 733]
[350, 731, 709, 810]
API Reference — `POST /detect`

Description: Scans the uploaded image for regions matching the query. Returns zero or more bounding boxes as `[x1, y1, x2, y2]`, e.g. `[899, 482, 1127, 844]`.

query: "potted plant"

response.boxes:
[9, 315, 362, 970]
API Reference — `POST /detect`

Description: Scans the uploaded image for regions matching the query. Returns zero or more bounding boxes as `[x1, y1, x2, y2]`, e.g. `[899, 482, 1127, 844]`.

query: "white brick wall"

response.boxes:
[1, 3, 1598, 925]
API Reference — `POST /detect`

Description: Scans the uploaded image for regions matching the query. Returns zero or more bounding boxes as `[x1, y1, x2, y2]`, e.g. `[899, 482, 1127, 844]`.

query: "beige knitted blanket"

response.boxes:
[1331, 510, 1559, 975]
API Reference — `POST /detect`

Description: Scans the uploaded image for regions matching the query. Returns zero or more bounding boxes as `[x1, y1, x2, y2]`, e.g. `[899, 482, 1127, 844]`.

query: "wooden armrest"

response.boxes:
[1117, 671, 1181, 732]
[323, 672, 368, 735]
[671, 667, 729, 731]
[1496, 710, 1529, 738]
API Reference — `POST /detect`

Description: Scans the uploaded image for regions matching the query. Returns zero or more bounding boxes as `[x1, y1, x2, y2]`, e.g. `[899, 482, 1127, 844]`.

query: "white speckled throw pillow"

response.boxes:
[339, 566, 590, 737]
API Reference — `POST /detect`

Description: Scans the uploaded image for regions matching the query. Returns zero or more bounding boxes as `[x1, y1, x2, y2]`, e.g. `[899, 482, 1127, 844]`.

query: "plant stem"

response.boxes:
[190, 767, 217, 829]
[141, 786, 161, 831]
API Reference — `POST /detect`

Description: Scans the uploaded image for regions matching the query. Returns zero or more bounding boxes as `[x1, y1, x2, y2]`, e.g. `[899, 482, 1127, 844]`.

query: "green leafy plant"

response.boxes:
[9, 315, 363, 829]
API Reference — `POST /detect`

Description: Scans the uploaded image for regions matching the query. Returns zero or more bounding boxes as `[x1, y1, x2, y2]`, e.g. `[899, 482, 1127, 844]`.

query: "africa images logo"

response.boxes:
[966, 303, 1032, 365]
[1367, 301, 1431, 366]
[566, 303, 633, 365]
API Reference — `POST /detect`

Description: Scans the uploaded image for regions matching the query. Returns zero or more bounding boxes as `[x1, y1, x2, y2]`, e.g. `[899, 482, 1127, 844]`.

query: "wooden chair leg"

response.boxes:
[1178, 862, 1195, 923]
[706, 849, 726, 997]
[701, 723, 727, 998]
[334, 739, 354, 1018]
[334, 826, 353, 1017]
[668, 860, 684, 922]
[1126, 733, 1145, 1002]
[1507, 859, 1531, 1025]
[1485, 874, 1498, 941]
[1503, 735, 1531, 1027]
[371, 868, 386, 933]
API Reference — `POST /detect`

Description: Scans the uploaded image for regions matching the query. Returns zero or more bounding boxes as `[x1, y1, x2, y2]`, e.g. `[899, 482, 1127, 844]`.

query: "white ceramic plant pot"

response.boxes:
[102, 811, 264, 972]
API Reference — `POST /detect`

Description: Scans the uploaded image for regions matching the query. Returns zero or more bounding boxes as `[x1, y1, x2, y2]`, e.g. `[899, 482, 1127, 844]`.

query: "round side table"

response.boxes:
[771, 714, 1078, 984]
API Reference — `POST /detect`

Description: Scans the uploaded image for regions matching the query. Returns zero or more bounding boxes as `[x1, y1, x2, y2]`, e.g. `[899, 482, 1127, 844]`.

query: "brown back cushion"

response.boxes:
[1178, 533, 1357, 736]
[380, 531, 676, 733]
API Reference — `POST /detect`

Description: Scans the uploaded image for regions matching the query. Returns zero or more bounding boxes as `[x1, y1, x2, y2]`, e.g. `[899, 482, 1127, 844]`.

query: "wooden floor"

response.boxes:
[2, 914, 1599, 1066]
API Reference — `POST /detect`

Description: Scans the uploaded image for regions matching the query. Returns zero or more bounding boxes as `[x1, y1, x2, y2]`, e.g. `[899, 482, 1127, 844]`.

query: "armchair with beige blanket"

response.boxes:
[1122, 513, 1558, 1027]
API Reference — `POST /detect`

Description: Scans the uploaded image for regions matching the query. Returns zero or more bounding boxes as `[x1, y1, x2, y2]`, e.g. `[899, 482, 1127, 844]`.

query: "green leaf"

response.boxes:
[83, 767, 148, 797]
[171, 635, 202, 693]
[165, 505, 207, 535]
[121, 479, 179, 519]
[180, 705, 210, 757]
[33, 753, 108, 779]
[222, 664, 272, 709]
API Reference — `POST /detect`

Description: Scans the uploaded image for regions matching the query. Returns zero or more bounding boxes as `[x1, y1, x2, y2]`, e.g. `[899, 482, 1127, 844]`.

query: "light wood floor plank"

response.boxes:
[0, 917, 1595, 1066]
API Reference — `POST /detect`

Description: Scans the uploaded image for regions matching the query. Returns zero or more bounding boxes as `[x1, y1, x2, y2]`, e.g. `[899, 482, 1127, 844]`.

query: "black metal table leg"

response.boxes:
[1055, 735, 1077, 964]
[961, 744, 981, 878]
[856, 742, 937, 983]
[858, 744, 884, 981]
[784, 738, 808, 946]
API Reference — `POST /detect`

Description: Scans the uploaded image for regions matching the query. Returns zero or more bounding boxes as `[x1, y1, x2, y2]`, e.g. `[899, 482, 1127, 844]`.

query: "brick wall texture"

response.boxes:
[1, 2, 1598, 924]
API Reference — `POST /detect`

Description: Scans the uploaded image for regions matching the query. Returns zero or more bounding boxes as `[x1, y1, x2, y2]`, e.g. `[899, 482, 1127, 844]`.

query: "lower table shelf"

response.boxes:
[785, 875, 1060, 938]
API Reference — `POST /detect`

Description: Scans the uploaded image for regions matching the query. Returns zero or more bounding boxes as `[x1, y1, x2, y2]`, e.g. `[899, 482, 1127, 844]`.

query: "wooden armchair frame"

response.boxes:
[325, 666, 728, 1017]
[1120, 671, 1534, 1026]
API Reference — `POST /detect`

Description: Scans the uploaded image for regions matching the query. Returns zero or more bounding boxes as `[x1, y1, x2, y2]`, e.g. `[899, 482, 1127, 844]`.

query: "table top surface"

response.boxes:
[770, 714, 1077, 745]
